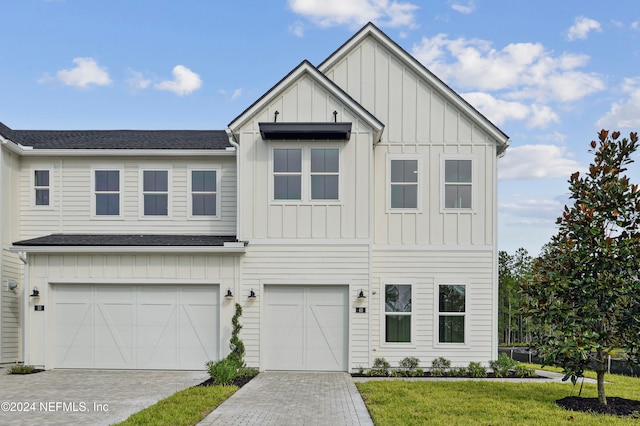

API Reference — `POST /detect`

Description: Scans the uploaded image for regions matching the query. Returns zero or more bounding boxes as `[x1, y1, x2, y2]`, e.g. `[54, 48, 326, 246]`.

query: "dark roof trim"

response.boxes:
[259, 122, 352, 141]
[13, 234, 243, 247]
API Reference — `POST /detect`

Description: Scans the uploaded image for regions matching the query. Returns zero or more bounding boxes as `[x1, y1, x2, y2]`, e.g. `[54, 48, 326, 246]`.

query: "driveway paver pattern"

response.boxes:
[199, 371, 374, 426]
[0, 368, 208, 425]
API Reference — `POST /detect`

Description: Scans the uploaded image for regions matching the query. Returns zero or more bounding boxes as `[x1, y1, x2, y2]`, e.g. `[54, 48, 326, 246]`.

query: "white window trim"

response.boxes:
[187, 166, 221, 220]
[139, 168, 172, 219]
[386, 154, 423, 212]
[91, 166, 123, 220]
[31, 165, 54, 209]
[440, 154, 475, 213]
[433, 281, 469, 348]
[270, 144, 343, 205]
[380, 280, 415, 348]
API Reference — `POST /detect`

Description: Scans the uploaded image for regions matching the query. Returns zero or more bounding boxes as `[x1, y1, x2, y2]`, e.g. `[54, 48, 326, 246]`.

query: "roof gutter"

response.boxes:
[9, 244, 246, 254]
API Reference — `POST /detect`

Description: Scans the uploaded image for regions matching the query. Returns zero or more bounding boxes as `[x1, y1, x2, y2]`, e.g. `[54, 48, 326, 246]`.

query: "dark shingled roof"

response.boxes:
[14, 234, 242, 247]
[0, 122, 231, 150]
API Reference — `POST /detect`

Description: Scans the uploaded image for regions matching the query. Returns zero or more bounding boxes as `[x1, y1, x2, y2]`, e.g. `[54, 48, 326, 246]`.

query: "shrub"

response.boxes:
[371, 357, 391, 376]
[410, 368, 424, 377]
[206, 358, 239, 386]
[431, 357, 451, 377]
[7, 364, 35, 375]
[467, 362, 488, 378]
[490, 354, 518, 377]
[448, 366, 468, 377]
[514, 364, 535, 378]
[399, 356, 420, 373]
[228, 303, 245, 368]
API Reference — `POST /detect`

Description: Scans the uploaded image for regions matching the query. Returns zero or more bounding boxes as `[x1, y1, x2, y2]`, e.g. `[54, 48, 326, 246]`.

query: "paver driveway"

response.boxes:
[199, 371, 374, 426]
[0, 368, 208, 425]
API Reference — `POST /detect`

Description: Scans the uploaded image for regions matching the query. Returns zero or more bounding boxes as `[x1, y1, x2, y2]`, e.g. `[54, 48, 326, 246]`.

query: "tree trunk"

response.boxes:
[596, 348, 607, 405]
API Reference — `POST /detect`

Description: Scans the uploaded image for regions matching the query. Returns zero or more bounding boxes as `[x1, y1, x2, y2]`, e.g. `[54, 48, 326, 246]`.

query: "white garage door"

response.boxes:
[54, 285, 219, 370]
[264, 285, 348, 371]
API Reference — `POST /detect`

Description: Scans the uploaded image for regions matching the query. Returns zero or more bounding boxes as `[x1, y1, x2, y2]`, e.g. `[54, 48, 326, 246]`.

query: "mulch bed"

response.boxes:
[556, 396, 640, 418]
[351, 372, 546, 379]
[197, 375, 255, 388]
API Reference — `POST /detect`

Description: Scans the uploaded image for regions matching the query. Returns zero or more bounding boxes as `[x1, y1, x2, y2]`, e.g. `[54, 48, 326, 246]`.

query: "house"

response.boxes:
[0, 23, 509, 372]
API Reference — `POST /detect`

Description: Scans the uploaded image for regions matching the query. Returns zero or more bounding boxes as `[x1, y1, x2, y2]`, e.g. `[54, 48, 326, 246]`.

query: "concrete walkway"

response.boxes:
[199, 371, 374, 426]
[0, 368, 208, 425]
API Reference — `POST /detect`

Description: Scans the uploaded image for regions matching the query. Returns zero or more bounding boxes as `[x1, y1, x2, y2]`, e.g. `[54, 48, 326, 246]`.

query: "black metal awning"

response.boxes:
[259, 122, 352, 141]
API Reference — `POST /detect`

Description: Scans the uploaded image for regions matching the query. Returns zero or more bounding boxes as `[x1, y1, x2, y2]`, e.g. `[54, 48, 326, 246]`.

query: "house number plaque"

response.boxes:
[355, 307, 366, 313]
[34, 305, 44, 311]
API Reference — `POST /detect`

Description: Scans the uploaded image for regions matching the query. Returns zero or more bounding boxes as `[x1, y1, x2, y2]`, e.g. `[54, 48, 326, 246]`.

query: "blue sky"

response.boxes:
[2, 0, 639, 256]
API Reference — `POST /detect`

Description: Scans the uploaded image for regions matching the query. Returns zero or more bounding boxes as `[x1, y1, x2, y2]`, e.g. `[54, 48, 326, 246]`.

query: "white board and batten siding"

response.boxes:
[17, 156, 237, 240]
[25, 253, 239, 369]
[234, 73, 375, 241]
[323, 33, 499, 247]
[239, 243, 371, 371]
[372, 248, 495, 367]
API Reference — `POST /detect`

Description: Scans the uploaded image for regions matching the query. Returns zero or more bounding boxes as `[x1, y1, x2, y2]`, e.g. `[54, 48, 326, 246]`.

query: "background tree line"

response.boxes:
[498, 247, 534, 345]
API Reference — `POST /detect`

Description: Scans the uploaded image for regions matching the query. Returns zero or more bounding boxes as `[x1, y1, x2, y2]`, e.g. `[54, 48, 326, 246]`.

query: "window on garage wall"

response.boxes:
[438, 284, 466, 343]
[385, 284, 412, 343]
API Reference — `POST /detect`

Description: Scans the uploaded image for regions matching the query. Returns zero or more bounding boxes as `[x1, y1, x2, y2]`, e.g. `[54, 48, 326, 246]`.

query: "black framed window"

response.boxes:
[438, 284, 466, 343]
[385, 284, 412, 343]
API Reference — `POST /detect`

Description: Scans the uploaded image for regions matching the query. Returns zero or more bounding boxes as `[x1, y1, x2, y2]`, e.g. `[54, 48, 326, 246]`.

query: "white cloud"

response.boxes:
[597, 77, 640, 129]
[461, 92, 559, 129]
[49, 57, 112, 88]
[567, 16, 602, 41]
[501, 198, 564, 221]
[230, 88, 243, 101]
[289, 21, 305, 37]
[154, 65, 202, 96]
[125, 69, 151, 93]
[449, 0, 475, 14]
[498, 144, 582, 181]
[287, 0, 419, 29]
[413, 35, 604, 103]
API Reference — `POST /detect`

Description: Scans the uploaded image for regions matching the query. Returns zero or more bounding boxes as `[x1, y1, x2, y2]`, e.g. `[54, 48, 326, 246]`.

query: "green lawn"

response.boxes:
[356, 366, 640, 425]
[114, 385, 237, 426]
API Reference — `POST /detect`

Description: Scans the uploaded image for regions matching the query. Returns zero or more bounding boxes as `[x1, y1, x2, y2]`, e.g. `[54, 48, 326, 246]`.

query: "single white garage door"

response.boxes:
[54, 284, 219, 370]
[264, 285, 348, 371]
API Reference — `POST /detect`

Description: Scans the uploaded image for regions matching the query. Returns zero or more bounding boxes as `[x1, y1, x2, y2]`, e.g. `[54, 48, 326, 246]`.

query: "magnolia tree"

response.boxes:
[522, 130, 640, 405]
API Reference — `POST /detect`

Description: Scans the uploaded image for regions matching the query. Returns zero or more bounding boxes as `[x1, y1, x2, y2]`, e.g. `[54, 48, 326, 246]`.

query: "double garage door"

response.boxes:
[264, 285, 348, 371]
[53, 284, 219, 370]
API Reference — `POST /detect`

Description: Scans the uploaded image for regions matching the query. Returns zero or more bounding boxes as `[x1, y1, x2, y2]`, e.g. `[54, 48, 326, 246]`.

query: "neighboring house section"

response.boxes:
[1, 22, 509, 371]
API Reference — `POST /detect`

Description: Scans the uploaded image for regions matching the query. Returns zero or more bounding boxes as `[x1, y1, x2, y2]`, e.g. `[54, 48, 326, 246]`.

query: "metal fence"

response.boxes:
[498, 347, 640, 377]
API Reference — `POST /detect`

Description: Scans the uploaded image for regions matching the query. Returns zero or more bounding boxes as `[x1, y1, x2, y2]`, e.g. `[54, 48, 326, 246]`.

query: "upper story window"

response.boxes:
[191, 170, 217, 216]
[390, 159, 418, 209]
[273, 148, 302, 200]
[272, 147, 341, 202]
[438, 284, 466, 344]
[444, 159, 472, 209]
[34, 170, 50, 206]
[143, 170, 169, 216]
[310, 148, 339, 200]
[95, 170, 120, 216]
[385, 284, 412, 343]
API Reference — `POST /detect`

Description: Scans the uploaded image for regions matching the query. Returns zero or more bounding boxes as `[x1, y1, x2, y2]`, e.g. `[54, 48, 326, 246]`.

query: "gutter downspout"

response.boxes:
[17, 252, 29, 366]
[225, 130, 240, 240]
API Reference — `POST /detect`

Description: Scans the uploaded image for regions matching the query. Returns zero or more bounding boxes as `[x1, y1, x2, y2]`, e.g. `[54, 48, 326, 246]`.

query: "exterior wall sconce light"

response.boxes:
[224, 288, 234, 300]
[357, 289, 367, 300]
[248, 289, 257, 300]
[8, 281, 18, 291]
[30, 287, 40, 298]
